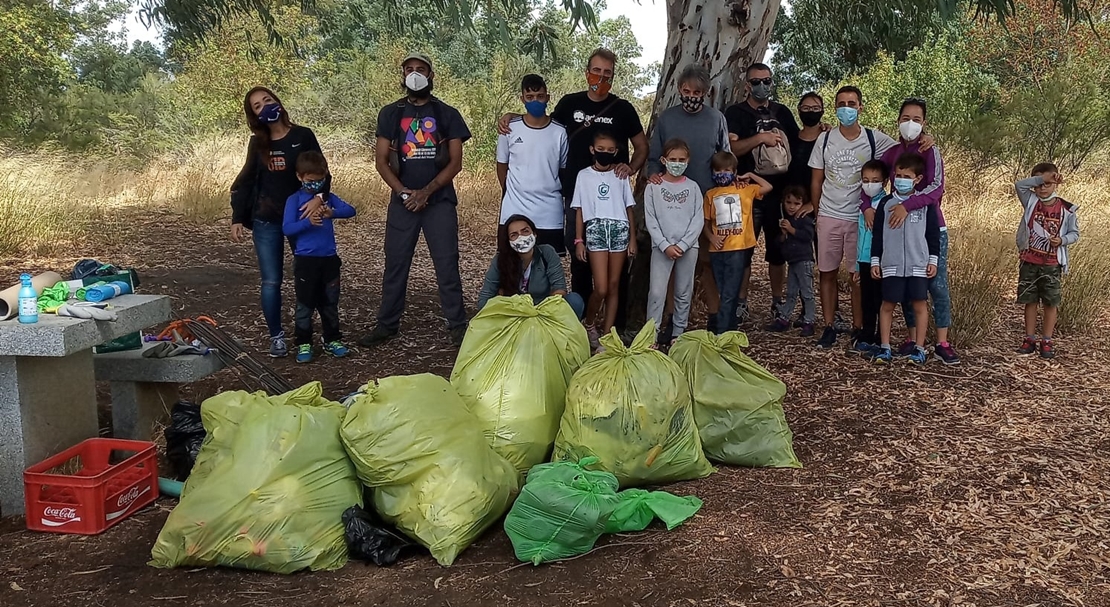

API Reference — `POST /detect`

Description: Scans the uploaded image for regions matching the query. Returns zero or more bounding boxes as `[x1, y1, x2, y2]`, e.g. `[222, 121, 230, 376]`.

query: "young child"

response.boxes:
[1014, 163, 1078, 359]
[868, 153, 938, 365]
[767, 185, 816, 336]
[645, 138, 704, 346]
[282, 151, 356, 363]
[851, 159, 889, 356]
[702, 151, 772, 334]
[572, 131, 638, 351]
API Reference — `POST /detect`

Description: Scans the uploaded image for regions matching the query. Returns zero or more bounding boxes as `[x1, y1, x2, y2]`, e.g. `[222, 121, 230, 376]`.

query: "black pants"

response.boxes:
[564, 198, 629, 330]
[858, 262, 882, 344]
[294, 255, 342, 346]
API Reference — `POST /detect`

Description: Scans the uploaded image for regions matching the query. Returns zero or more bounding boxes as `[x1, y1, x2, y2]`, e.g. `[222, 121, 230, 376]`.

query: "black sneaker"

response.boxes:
[358, 326, 398, 348]
[816, 327, 838, 349]
[706, 315, 720, 335]
[800, 322, 815, 337]
[792, 316, 805, 328]
[449, 325, 468, 347]
[833, 312, 852, 333]
[934, 343, 961, 365]
[894, 340, 917, 359]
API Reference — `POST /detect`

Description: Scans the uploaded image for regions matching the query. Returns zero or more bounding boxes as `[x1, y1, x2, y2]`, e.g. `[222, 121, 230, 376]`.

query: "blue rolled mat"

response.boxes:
[83, 281, 132, 303]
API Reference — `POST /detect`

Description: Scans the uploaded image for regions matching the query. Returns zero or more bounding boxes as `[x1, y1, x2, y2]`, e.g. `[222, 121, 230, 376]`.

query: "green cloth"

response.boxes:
[605, 488, 702, 533]
[37, 281, 69, 313]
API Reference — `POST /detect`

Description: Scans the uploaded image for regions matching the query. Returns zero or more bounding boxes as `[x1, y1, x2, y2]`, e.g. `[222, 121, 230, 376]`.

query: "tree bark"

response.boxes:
[625, 0, 782, 331]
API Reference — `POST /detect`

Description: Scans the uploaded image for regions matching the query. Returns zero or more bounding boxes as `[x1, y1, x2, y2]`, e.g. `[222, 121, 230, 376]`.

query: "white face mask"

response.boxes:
[862, 182, 884, 197]
[510, 233, 536, 254]
[899, 120, 923, 141]
[405, 72, 430, 92]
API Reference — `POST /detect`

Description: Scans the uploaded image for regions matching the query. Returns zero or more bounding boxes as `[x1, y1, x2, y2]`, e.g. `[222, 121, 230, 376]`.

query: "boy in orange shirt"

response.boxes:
[703, 151, 773, 334]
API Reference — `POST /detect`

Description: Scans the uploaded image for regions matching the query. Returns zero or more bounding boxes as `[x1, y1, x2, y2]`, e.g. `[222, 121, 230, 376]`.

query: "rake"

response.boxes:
[184, 319, 296, 395]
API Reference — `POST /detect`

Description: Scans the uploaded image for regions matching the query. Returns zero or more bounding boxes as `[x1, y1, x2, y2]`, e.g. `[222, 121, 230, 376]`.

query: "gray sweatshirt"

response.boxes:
[647, 105, 731, 194]
[870, 193, 940, 279]
[1014, 176, 1080, 273]
[645, 179, 704, 253]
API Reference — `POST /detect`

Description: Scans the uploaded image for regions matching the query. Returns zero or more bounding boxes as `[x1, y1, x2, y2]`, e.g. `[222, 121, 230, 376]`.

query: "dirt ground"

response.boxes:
[1, 208, 1108, 607]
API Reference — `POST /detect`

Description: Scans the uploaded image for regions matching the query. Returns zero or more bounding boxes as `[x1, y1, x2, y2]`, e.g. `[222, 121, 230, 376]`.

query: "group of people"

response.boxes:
[229, 48, 1078, 365]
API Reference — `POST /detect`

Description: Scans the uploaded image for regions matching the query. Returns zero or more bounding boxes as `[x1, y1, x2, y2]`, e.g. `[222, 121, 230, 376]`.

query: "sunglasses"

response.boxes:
[748, 78, 773, 86]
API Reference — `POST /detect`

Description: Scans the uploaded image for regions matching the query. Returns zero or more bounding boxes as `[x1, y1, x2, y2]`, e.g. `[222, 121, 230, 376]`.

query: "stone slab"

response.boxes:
[110, 381, 178, 441]
[0, 295, 171, 357]
[94, 342, 225, 383]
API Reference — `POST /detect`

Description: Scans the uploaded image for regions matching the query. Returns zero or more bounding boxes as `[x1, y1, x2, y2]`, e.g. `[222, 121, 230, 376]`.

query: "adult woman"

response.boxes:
[478, 215, 585, 319]
[230, 86, 329, 358]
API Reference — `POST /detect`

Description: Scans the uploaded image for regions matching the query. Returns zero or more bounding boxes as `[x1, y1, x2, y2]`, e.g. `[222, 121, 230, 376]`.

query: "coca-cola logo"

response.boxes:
[105, 484, 150, 522]
[117, 486, 142, 508]
[43, 506, 78, 520]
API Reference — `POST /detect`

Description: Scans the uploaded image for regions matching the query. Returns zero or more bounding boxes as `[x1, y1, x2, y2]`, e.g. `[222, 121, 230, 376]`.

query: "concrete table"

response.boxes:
[0, 294, 171, 517]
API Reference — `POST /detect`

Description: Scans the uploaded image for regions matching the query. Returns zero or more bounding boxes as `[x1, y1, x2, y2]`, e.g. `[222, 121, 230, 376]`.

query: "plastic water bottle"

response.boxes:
[18, 273, 38, 324]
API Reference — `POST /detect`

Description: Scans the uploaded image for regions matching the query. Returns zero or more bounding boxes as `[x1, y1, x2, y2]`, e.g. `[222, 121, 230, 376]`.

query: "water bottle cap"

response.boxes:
[20, 273, 31, 283]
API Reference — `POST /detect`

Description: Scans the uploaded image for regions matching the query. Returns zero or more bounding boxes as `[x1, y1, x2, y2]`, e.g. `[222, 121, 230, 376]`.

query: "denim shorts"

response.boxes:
[585, 218, 630, 252]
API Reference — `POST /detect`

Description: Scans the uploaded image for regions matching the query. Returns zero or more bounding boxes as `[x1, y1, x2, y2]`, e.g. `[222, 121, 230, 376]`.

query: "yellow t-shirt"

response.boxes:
[703, 184, 761, 252]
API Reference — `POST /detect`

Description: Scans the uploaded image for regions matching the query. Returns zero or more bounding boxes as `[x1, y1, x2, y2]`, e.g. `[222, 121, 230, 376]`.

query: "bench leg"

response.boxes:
[0, 352, 98, 517]
[109, 381, 179, 442]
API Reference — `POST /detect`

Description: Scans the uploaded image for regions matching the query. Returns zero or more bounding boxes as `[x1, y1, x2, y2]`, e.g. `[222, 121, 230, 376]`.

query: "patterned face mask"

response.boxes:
[680, 95, 704, 113]
[302, 179, 326, 194]
[712, 171, 735, 186]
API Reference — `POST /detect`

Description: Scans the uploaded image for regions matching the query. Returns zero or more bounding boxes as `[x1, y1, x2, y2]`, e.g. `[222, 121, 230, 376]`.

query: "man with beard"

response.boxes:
[360, 52, 472, 348]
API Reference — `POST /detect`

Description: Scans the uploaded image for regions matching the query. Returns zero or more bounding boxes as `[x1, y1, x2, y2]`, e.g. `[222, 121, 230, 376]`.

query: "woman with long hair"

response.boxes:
[230, 86, 329, 357]
[478, 215, 584, 319]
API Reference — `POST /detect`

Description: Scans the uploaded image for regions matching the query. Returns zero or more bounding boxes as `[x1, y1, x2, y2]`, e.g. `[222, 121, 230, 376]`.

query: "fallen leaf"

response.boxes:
[10, 582, 23, 591]
[433, 576, 442, 590]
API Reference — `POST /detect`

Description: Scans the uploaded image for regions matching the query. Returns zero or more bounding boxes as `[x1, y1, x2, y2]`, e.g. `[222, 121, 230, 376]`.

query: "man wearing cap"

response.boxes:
[360, 52, 473, 348]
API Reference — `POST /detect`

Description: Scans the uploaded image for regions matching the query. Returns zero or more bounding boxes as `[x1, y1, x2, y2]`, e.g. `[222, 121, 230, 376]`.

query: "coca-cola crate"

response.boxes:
[24, 438, 159, 535]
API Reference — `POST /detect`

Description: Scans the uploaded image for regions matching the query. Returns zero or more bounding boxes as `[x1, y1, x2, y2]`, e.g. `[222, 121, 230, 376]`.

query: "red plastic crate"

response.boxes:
[24, 438, 160, 535]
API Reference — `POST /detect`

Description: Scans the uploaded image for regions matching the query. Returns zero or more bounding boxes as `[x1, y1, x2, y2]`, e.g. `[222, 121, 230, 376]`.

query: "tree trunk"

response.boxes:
[625, 0, 781, 331]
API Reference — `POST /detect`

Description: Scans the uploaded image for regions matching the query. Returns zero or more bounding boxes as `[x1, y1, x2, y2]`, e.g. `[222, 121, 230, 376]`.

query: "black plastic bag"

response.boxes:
[342, 504, 420, 566]
[164, 401, 205, 481]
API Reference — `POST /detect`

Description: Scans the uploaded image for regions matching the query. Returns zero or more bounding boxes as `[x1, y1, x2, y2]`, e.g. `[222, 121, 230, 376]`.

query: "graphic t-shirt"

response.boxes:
[551, 91, 645, 198]
[703, 184, 761, 252]
[808, 127, 897, 221]
[375, 98, 472, 205]
[570, 166, 637, 222]
[230, 125, 325, 225]
[1021, 199, 1064, 266]
[496, 117, 568, 229]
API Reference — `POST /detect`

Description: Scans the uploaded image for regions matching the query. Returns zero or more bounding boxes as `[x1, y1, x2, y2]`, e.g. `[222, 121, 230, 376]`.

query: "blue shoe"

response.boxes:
[870, 346, 893, 364]
[296, 344, 313, 364]
[908, 347, 928, 366]
[850, 340, 877, 357]
[269, 332, 288, 358]
[324, 341, 349, 358]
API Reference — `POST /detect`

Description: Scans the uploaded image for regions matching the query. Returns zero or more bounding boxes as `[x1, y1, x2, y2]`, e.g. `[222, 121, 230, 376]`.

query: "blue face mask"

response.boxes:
[302, 179, 326, 194]
[258, 103, 283, 124]
[836, 106, 858, 127]
[524, 100, 548, 118]
[713, 171, 735, 186]
[893, 177, 915, 195]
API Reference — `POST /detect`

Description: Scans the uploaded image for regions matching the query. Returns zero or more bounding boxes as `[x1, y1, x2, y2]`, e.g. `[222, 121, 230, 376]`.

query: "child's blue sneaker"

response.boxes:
[908, 346, 928, 366]
[870, 346, 893, 364]
[295, 344, 313, 364]
[324, 341, 349, 358]
[850, 340, 877, 357]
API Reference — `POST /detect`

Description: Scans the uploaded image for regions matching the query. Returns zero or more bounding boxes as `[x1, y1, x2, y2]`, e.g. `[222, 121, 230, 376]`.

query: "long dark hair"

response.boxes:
[243, 86, 293, 155]
[497, 215, 537, 297]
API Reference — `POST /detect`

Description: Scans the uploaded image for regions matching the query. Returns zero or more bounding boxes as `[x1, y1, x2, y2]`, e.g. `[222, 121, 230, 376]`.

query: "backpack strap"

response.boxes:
[567, 96, 621, 142]
[865, 128, 876, 160]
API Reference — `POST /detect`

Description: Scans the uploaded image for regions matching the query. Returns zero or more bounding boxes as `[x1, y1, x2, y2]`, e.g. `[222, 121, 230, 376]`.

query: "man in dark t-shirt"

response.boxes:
[361, 52, 473, 348]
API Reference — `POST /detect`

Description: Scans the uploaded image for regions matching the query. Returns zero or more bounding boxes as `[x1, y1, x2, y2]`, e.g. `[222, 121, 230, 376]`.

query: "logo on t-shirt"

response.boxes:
[268, 151, 286, 172]
[598, 183, 611, 198]
[662, 188, 690, 205]
[513, 136, 524, 144]
[713, 193, 743, 231]
[401, 116, 440, 160]
[573, 110, 614, 126]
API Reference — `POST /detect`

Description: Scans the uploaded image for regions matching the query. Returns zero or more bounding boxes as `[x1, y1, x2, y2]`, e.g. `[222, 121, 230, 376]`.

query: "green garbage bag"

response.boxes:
[340, 374, 520, 566]
[149, 382, 361, 573]
[553, 321, 714, 487]
[503, 457, 621, 565]
[669, 330, 801, 468]
[605, 489, 702, 534]
[451, 295, 590, 472]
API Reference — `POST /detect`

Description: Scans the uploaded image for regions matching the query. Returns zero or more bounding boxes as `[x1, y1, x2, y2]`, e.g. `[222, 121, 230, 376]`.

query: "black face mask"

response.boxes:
[799, 110, 823, 127]
[593, 151, 617, 166]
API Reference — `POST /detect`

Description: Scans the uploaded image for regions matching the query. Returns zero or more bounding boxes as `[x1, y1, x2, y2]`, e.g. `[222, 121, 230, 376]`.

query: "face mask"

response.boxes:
[751, 83, 772, 101]
[586, 73, 613, 97]
[593, 150, 617, 166]
[680, 95, 704, 113]
[894, 177, 915, 195]
[836, 107, 859, 127]
[524, 100, 548, 118]
[1037, 192, 1058, 203]
[257, 103, 283, 124]
[799, 110, 823, 127]
[510, 233, 536, 254]
[899, 120, 923, 141]
[302, 179, 326, 194]
[405, 72, 431, 97]
[713, 171, 735, 186]
[861, 182, 884, 198]
[665, 161, 688, 177]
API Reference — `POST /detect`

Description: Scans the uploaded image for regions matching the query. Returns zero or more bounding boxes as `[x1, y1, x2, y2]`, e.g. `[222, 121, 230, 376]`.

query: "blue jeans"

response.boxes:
[903, 229, 951, 330]
[252, 220, 287, 338]
[710, 248, 754, 333]
[564, 292, 586, 320]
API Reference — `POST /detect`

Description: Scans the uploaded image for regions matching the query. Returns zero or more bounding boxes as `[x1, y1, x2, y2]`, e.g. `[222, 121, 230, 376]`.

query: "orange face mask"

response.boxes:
[586, 72, 613, 97]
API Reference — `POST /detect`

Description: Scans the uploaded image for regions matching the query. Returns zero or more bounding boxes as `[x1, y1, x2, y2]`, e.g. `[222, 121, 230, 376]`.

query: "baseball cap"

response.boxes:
[401, 53, 433, 71]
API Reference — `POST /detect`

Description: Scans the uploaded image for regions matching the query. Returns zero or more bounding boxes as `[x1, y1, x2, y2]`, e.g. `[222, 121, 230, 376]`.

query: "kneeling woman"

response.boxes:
[478, 215, 585, 318]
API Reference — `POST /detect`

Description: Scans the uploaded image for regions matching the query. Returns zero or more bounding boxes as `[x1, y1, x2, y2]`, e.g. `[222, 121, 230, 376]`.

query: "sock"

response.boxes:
[881, 343, 891, 350]
[938, 341, 949, 348]
[1043, 336, 1053, 342]
[916, 345, 926, 354]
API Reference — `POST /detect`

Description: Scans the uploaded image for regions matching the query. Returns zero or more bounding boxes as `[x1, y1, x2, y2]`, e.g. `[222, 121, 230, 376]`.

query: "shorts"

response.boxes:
[535, 228, 566, 255]
[1017, 260, 1062, 306]
[882, 276, 928, 304]
[752, 200, 786, 266]
[816, 215, 858, 273]
[585, 218, 630, 252]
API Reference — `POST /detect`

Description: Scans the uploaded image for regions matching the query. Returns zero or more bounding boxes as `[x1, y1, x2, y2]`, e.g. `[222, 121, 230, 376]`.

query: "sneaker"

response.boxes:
[587, 325, 601, 350]
[771, 298, 786, 320]
[792, 316, 805, 328]
[449, 325, 468, 347]
[799, 323, 816, 337]
[358, 326, 398, 348]
[816, 327, 838, 349]
[908, 347, 928, 366]
[765, 318, 790, 333]
[833, 312, 852, 333]
[894, 340, 917, 359]
[295, 344, 313, 364]
[324, 341, 349, 358]
[850, 340, 878, 357]
[706, 316, 720, 335]
[735, 300, 750, 326]
[1017, 336, 1038, 355]
[848, 328, 862, 347]
[934, 343, 961, 366]
[269, 332, 288, 358]
[870, 346, 893, 364]
[1039, 339, 1056, 359]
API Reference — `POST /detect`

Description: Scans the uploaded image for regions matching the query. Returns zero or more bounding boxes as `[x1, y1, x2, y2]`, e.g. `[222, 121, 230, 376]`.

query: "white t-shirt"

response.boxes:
[570, 166, 636, 222]
[808, 127, 897, 221]
[496, 118, 568, 229]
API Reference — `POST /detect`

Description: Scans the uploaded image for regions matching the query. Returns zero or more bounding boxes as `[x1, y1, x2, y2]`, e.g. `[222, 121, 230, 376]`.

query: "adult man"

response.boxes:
[360, 52, 472, 348]
[724, 63, 800, 325]
[808, 85, 898, 349]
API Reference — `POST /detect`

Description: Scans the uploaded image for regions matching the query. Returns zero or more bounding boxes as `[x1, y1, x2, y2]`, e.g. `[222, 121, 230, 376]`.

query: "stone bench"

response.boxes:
[94, 342, 225, 441]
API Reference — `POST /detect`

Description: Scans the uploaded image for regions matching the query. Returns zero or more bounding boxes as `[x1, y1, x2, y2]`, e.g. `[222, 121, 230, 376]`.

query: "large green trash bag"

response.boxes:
[604, 489, 702, 534]
[552, 321, 714, 487]
[340, 374, 520, 566]
[503, 457, 621, 564]
[451, 294, 590, 472]
[149, 382, 361, 573]
[669, 330, 801, 468]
